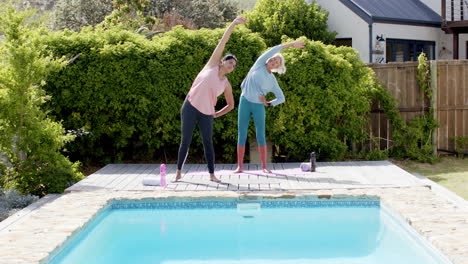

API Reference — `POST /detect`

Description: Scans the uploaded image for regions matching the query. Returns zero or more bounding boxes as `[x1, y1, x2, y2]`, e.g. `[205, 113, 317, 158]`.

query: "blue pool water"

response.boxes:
[46, 200, 451, 264]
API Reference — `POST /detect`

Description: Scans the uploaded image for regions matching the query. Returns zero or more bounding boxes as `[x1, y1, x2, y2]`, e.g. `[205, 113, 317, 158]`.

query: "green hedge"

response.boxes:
[42, 26, 376, 164]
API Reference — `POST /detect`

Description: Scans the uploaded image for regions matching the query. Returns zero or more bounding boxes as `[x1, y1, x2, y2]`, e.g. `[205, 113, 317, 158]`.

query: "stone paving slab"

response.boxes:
[0, 187, 467, 264]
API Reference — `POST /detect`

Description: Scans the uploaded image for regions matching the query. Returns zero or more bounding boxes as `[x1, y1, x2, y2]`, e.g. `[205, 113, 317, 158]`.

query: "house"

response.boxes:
[312, 0, 468, 63]
[441, 0, 468, 59]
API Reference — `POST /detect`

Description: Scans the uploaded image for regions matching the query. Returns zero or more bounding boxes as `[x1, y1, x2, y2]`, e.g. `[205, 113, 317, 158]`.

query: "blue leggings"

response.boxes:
[237, 96, 266, 146]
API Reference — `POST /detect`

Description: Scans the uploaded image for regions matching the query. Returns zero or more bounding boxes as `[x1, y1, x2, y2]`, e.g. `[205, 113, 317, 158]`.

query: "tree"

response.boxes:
[102, 0, 238, 32]
[0, 3, 83, 195]
[228, 0, 258, 12]
[101, 0, 151, 30]
[144, 0, 238, 28]
[192, 0, 238, 28]
[51, 0, 114, 31]
[245, 0, 336, 46]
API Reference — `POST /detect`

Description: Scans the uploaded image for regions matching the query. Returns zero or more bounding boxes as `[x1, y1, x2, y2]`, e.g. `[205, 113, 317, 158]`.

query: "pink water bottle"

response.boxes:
[160, 164, 166, 187]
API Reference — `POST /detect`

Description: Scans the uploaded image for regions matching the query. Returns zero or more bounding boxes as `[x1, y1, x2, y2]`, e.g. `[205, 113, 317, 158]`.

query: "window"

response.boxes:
[333, 38, 352, 47]
[386, 39, 435, 62]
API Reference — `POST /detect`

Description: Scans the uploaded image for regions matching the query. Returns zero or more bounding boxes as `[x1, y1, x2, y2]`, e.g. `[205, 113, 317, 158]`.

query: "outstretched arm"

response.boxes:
[251, 40, 305, 71]
[281, 40, 305, 49]
[205, 16, 247, 69]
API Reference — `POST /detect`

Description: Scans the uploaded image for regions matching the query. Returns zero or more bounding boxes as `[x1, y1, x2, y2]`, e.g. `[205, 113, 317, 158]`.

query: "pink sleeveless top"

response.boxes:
[188, 66, 228, 115]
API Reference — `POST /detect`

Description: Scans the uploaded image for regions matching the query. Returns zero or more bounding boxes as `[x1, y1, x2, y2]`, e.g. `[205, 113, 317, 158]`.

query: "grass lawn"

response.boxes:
[393, 156, 468, 200]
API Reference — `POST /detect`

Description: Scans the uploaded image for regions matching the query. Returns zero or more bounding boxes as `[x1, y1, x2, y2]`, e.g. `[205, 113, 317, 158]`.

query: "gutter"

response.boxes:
[369, 22, 373, 63]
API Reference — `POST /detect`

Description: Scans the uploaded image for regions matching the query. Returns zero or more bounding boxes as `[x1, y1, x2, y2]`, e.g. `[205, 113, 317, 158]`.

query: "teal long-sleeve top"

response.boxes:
[240, 45, 285, 106]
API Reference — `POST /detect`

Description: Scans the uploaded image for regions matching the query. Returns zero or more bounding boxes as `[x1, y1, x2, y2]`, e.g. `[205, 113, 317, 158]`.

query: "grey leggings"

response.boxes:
[177, 99, 215, 173]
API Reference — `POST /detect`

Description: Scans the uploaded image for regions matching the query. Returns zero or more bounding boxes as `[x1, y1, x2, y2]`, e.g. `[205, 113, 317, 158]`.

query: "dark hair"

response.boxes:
[222, 53, 238, 66]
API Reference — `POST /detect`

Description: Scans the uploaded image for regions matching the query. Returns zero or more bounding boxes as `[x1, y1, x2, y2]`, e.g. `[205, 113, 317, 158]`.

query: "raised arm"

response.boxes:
[251, 40, 305, 71]
[251, 45, 283, 71]
[205, 16, 247, 69]
[281, 40, 305, 49]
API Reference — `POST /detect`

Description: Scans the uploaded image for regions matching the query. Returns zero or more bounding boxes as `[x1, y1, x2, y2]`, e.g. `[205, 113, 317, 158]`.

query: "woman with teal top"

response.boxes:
[234, 40, 305, 173]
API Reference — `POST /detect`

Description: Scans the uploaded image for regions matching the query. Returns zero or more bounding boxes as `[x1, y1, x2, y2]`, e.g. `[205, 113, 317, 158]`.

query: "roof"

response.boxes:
[338, 0, 441, 27]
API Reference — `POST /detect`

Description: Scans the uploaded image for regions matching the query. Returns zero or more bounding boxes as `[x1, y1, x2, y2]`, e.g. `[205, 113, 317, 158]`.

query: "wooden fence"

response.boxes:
[368, 60, 468, 154]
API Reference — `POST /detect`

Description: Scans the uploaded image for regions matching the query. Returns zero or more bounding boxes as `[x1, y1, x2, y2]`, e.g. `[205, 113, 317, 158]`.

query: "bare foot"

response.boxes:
[233, 166, 243, 173]
[171, 176, 181, 183]
[171, 170, 182, 183]
[210, 175, 221, 183]
[262, 168, 272, 173]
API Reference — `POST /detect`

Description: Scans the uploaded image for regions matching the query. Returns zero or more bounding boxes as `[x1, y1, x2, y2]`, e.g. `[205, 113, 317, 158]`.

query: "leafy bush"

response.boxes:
[1, 187, 38, 208]
[364, 148, 389, 161]
[0, 187, 38, 222]
[245, 0, 336, 46]
[0, 4, 84, 195]
[451, 136, 468, 158]
[0, 206, 10, 222]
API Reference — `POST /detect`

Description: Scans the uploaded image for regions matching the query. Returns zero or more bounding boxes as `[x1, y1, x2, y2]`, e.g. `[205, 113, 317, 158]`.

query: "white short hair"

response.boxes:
[267, 53, 286, 74]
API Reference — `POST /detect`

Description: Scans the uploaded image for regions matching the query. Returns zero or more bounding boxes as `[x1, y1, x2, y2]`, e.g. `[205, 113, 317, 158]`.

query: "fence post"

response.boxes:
[430, 60, 438, 156]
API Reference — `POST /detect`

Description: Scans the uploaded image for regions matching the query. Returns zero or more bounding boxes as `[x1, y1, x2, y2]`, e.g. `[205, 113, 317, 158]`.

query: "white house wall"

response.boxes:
[374, 23, 442, 42]
[459, 34, 468, 59]
[314, 0, 370, 62]
[438, 34, 454, 60]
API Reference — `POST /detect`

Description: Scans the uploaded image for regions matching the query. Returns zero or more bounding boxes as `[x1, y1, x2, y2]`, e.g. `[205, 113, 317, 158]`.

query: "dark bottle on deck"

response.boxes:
[310, 152, 316, 172]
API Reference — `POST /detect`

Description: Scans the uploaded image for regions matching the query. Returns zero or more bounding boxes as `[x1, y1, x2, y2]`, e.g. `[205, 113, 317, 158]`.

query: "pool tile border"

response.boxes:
[110, 199, 380, 210]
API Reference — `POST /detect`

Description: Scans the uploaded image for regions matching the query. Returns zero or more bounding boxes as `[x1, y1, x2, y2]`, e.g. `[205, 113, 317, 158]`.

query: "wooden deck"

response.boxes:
[66, 160, 425, 192]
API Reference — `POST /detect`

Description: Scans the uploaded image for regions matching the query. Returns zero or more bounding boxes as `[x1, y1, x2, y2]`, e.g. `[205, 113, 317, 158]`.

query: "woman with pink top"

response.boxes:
[173, 16, 247, 183]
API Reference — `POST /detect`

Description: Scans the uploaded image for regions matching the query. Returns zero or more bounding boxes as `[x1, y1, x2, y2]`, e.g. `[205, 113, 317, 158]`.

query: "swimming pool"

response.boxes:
[44, 199, 452, 264]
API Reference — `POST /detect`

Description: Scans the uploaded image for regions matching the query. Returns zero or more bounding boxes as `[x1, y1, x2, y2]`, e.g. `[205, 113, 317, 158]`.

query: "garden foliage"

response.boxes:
[52, 0, 114, 31]
[245, 0, 337, 46]
[104, 0, 238, 31]
[143, 0, 238, 29]
[367, 53, 438, 163]
[0, 186, 38, 221]
[0, 0, 440, 198]
[0, 4, 84, 196]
